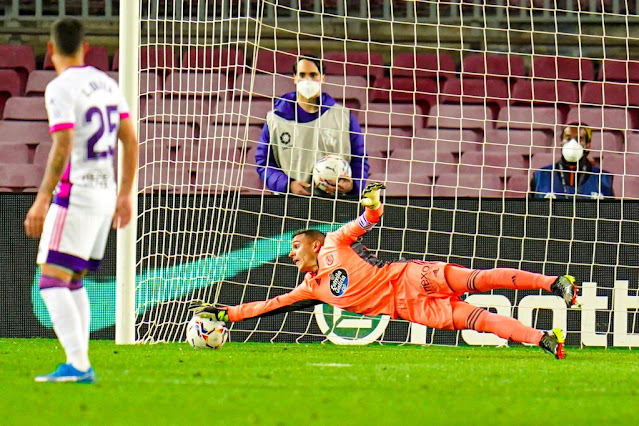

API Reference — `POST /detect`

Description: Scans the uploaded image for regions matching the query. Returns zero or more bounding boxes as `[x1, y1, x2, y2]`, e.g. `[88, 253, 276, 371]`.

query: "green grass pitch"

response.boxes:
[2, 339, 639, 425]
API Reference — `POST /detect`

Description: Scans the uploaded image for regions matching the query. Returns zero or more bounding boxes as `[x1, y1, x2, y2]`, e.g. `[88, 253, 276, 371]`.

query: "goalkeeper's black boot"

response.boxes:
[539, 328, 566, 360]
[551, 275, 578, 307]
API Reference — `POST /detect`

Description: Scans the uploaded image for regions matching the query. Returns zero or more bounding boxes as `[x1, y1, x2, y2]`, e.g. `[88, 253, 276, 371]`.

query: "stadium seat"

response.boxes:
[588, 130, 624, 154]
[139, 71, 162, 97]
[182, 48, 246, 74]
[364, 132, 411, 158]
[44, 45, 110, 72]
[0, 163, 44, 192]
[461, 54, 526, 80]
[113, 47, 177, 73]
[189, 164, 247, 194]
[322, 75, 369, 110]
[234, 72, 295, 99]
[0, 44, 36, 94]
[362, 103, 424, 130]
[433, 172, 505, 197]
[139, 122, 200, 143]
[598, 58, 639, 83]
[440, 77, 510, 107]
[566, 105, 639, 132]
[137, 163, 190, 193]
[0, 69, 21, 117]
[24, 70, 57, 97]
[414, 128, 482, 154]
[164, 71, 231, 98]
[251, 48, 312, 74]
[214, 98, 272, 126]
[615, 175, 639, 199]
[484, 128, 553, 149]
[530, 56, 595, 82]
[426, 104, 493, 133]
[0, 121, 50, 146]
[495, 105, 562, 133]
[33, 143, 52, 166]
[0, 143, 29, 164]
[581, 81, 636, 107]
[2, 97, 47, 121]
[142, 98, 214, 131]
[593, 153, 625, 175]
[323, 51, 385, 84]
[391, 52, 457, 80]
[369, 76, 438, 110]
[241, 163, 269, 194]
[625, 131, 639, 153]
[505, 173, 531, 198]
[199, 124, 259, 164]
[511, 79, 579, 108]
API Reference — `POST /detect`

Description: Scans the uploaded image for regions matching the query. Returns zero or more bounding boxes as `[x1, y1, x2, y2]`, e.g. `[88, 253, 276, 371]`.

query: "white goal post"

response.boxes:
[116, 0, 639, 347]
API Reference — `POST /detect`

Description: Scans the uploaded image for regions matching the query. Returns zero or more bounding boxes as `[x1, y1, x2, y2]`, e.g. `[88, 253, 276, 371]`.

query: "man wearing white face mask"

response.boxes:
[255, 56, 369, 196]
[530, 122, 614, 199]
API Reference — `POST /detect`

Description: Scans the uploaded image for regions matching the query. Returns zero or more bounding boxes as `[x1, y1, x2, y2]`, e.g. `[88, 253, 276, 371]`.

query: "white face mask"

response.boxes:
[562, 138, 584, 163]
[297, 79, 321, 100]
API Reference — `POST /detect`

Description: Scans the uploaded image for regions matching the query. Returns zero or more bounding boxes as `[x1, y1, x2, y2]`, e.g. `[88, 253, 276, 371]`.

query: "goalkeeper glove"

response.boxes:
[188, 300, 230, 322]
[360, 182, 386, 210]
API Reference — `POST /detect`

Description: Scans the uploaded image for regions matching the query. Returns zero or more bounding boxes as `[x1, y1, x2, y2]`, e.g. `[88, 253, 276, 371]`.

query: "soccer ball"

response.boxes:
[312, 154, 352, 193]
[185, 315, 229, 349]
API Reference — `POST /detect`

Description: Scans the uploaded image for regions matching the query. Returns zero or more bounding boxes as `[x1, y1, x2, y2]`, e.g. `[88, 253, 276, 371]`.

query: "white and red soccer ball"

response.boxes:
[185, 315, 229, 349]
[312, 154, 352, 193]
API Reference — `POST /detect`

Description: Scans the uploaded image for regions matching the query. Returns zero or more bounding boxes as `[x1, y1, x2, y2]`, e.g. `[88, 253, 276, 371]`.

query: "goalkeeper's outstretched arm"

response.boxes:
[190, 284, 318, 322]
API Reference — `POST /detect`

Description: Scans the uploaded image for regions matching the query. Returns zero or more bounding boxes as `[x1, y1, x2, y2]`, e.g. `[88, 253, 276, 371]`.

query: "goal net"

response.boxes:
[126, 0, 639, 347]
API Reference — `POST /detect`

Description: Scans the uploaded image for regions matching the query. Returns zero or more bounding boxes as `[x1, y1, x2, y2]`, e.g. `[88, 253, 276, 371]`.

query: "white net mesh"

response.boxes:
[132, 0, 639, 347]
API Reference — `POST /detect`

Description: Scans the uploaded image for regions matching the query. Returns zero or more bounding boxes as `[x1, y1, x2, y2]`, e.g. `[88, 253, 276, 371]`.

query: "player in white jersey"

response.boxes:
[23, 18, 138, 383]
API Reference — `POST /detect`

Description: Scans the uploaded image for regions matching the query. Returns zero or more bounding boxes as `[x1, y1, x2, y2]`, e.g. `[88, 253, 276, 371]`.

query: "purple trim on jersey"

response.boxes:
[49, 122, 75, 134]
[88, 259, 101, 271]
[120, 112, 130, 119]
[46, 251, 89, 273]
[69, 278, 83, 291]
[357, 213, 375, 231]
[39, 275, 68, 290]
[53, 163, 72, 208]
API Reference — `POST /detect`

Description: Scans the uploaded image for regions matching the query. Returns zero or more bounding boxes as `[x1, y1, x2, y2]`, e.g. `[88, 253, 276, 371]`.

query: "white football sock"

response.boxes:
[70, 287, 90, 349]
[41, 287, 91, 371]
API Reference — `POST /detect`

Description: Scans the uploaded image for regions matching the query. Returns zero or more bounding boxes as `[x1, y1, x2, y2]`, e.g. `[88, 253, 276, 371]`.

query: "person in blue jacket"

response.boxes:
[530, 122, 614, 199]
[255, 56, 369, 196]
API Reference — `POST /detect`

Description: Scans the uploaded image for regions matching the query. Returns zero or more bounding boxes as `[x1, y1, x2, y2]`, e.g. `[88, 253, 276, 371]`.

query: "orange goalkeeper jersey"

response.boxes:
[228, 207, 418, 322]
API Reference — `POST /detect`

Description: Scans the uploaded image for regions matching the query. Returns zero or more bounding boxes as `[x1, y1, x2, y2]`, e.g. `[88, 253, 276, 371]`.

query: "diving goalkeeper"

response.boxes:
[191, 183, 578, 359]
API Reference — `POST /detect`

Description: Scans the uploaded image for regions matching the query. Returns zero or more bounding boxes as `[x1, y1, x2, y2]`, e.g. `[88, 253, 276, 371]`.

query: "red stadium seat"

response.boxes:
[0, 163, 44, 191]
[139, 71, 162, 97]
[598, 58, 639, 83]
[182, 48, 246, 74]
[323, 51, 385, 84]
[530, 56, 595, 82]
[0, 69, 21, 117]
[625, 131, 639, 153]
[0, 44, 36, 94]
[581, 81, 634, 107]
[414, 127, 482, 154]
[0, 121, 50, 146]
[0, 143, 30, 164]
[511, 79, 579, 107]
[251, 48, 312, 74]
[234, 72, 294, 99]
[2, 97, 47, 121]
[434, 172, 504, 197]
[364, 132, 411, 158]
[322, 75, 369, 110]
[615, 175, 639, 199]
[484, 128, 553, 149]
[589, 130, 624, 154]
[592, 153, 625, 175]
[362, 103, 424, 130]
[137, 163, 190, 193]
[461, 54, 526, 80]
[44, 45, 110, 72]
[241, 163, 269, 194]
[495, 105, 562, 133]
[440, 77, 510, 107]
[505, 173, 531, 198]
[214, 99, 272, 126]
[370, 76, 438, 109]
[391, 52, 456, 80]
[566, 106, 639, 132]
[164, 71, 231, 98]
[530, 152, 560, 171]
[426, 104, 493, 133]
[142, 98, 214, 131]
[112, 47, 177, 73]
[25, 70, 57, 97]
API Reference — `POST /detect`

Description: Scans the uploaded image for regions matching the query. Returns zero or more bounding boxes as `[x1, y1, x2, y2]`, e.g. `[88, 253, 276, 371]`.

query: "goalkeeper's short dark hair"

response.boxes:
[293, 229, 326, 243]
[51, 17, 85, 56]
